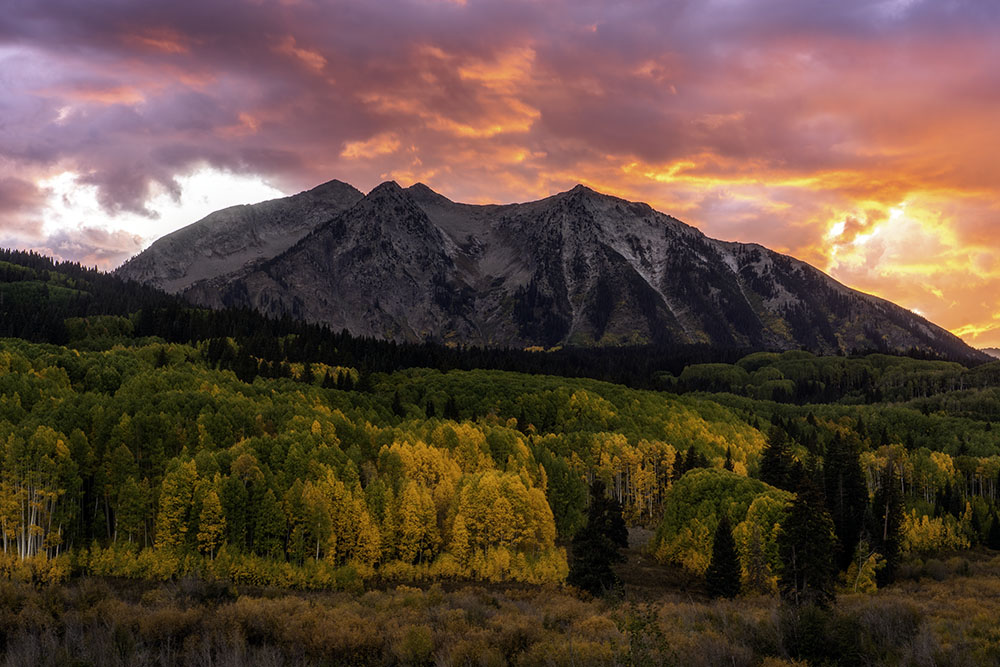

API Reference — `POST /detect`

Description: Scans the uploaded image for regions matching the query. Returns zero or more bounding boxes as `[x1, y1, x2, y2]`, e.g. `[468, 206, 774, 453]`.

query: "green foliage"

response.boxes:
[651, 469, 791, 575]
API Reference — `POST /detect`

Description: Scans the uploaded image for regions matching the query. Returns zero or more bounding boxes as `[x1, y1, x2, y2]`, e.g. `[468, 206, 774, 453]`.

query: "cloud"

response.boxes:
[0, 0, 999, 343]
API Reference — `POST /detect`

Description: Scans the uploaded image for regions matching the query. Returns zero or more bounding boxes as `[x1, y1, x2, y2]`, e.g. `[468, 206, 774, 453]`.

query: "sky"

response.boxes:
[1, 0, 999, 347]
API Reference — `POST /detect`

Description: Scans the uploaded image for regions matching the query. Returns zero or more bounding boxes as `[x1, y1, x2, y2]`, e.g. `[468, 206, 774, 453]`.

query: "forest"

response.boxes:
[1, 248, 1000, 665]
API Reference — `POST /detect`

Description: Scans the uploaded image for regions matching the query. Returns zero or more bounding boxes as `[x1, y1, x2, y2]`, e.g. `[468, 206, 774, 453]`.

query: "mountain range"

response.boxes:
[116, 179, 987, 362]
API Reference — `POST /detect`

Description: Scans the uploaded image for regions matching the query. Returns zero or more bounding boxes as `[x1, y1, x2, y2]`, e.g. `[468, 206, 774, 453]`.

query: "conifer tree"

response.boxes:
[723, 446, 734, 472]
[444, 395, 460, 421]
[760, 427, 795, 491]
[823, 433, 867, 571]
[869, 463, 904, 586]
[705, 513, 741, 599]
[391, 391, 405, 418]
[253, 488, 287, 559]
[987, 511, 1000, 551]
[777, 477, 837, 606]
[567, 480, 625, 596]
[742, 523, 773, 595]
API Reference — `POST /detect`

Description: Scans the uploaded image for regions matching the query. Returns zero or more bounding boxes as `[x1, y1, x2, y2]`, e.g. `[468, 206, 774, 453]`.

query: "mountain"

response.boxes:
[117, 180, 986, 362]
[116, 179, 363, 292]
[983, 348, 1000, 359]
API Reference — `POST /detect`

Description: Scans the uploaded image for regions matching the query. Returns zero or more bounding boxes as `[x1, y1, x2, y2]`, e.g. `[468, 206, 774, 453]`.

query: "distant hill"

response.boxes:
[983, 348, 1000, 359]
[117, 180, 988, 363]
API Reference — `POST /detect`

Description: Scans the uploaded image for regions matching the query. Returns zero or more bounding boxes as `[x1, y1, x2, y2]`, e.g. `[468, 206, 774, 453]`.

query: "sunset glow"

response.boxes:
[1, 0, 998, 345]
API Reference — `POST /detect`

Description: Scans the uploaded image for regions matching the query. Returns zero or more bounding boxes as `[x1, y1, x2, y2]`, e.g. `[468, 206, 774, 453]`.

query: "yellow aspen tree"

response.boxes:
[395, 482, 425, 563]
[155, 460, 198, 550]
[354, 509, 382, 565]
[450, 513, 471, 565]
[197, 489, 226, 558]
[300, 480, 333, 561]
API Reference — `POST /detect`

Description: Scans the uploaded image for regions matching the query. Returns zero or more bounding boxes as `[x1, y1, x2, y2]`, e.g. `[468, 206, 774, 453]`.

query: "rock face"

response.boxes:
[118, 180, 986, 361]
[116, 179, 363, 293]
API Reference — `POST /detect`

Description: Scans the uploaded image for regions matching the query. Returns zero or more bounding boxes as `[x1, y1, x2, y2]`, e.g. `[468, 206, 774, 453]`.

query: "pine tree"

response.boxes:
[869, 463, 904, 586]
[391, 391, 405, 418]
[444, 395, 460, 421]
[253, 488, 287, 559]
[777, 477, 837, 607]
[567, 480, 625, 596]
[723, 446, 734, 472]
[823, 433, 867, 571]
[760, 427, 795, 491]
[425, 399, 436, 419]
[705, 513, 741, 599]
[743, 523, 773, 595]
[987, 511, 1000, 551]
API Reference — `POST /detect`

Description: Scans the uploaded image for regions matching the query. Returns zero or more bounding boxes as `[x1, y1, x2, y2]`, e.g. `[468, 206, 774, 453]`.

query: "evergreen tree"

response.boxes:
[723, 446, 734, 472]
[425, 399, 436, 419]
[987, 511, 1000, 551]
[705, 513, 741, 599]
[567, 480, 625, 596]
[253, 488, 287, 559]
[606, 494, 629, 550]
[760, 427, 795, 491]
[823, 433, 867, 571]
[869, 463, 904, 586]
[777, 477, 837, 607]
[971, 507, 984, 545]
[391, 391, 405, 418]
[444, 395, 460, 421]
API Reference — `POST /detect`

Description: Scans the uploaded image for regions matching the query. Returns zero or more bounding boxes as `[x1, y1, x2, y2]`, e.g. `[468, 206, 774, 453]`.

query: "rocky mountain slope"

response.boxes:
[117, 180, 986, 361]
[116, 179, 363, 293]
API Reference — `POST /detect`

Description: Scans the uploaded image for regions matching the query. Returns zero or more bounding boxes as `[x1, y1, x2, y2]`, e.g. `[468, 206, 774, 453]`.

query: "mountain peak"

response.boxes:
[406, 182, 454, 204]
[308, 178, 359, 195]
[120, 175, 987, 362]
[368, 180, 403, 196]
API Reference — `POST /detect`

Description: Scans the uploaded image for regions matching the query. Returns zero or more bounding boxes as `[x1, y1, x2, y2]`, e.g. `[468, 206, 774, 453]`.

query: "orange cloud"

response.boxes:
[271, 35, 327, 73]
[124, 28, 193, 54]
[341, 132, 401, 159]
